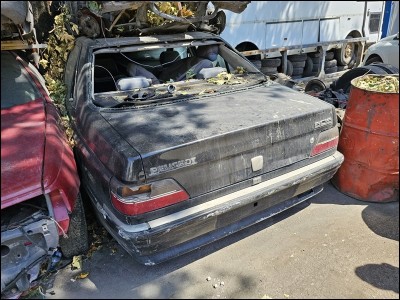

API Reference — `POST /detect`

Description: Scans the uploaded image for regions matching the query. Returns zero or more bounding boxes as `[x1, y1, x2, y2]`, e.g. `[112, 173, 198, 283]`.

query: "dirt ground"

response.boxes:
[27, 181, 398, 299]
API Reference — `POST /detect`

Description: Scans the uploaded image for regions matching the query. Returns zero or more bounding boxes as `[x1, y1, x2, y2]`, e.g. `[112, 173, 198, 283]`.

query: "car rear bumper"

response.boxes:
[94, 151, 344, 265]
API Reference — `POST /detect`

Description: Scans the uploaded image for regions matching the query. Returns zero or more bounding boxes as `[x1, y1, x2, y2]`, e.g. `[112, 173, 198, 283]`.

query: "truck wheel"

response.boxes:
[335, 35, 357, 66]
[59, 192, 89, 258]
[261, 58, 281, 67]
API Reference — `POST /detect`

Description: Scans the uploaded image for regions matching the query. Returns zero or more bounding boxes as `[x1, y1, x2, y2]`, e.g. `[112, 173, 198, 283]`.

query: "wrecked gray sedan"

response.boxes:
[64, 30, 343, 265]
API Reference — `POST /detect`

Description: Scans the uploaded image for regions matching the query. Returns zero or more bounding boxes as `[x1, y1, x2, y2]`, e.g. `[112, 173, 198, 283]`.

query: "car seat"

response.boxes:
[160, 49, 181, 67]
[158, 45, 219, 82]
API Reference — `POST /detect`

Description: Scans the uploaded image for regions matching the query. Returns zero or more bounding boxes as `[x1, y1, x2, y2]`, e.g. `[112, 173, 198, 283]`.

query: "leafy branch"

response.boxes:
[39, 4, 79, 147]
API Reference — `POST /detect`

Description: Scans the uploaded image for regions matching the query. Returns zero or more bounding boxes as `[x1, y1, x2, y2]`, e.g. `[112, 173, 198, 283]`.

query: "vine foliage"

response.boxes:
[39, 4, 79, 147]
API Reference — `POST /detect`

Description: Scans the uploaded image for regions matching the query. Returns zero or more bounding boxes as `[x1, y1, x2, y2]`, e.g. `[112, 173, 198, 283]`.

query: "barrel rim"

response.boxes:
[350, 74, 399, 94]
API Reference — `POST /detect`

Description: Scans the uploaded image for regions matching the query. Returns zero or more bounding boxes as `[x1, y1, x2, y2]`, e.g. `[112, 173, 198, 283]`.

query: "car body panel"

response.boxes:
[1, 98, 45, 207]
[362, 33, 399, 68]
[103, 83, 336, 198]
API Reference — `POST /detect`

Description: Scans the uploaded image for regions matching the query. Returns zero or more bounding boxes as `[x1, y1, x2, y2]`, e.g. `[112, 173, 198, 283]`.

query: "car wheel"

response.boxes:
[365, 56, 383, 65]
[59, 192, 89, 258]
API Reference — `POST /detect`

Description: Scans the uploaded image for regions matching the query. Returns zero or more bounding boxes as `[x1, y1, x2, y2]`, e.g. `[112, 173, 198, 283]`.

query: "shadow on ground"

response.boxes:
[355, 263, 399, 294]
[311, 181, 399, 241]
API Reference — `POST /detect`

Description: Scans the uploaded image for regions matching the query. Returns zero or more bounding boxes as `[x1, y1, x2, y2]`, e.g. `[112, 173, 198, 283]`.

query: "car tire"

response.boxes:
[325, 51, 335, 61]
[332, 65, 388, 93]
[288, 54, 307, 62]
[285, 60, 294, 76]
[311, 57, 320, 64]
[261, 58, 281, 67]
[324, 66, 338, 74]
[335, 35, 358, 66]
[303, 57, 314, 76]
[250, 60, 262, 70]
[312, 64, 320, 72]
[59, 192, 89, 258]
[261, 66, 278, 74]
[292, 67, 304, 76]
[337, 65, 349, 71]
[365, 56, 383, 65]
[368, 63, 399, 74]
[291, 60, 306, 68]
[324, 59, 337, 68]
[308, 52, 321, 58]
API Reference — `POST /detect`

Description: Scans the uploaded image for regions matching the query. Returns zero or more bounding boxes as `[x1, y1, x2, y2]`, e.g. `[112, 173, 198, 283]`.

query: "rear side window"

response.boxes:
[1, 51, 41, 109]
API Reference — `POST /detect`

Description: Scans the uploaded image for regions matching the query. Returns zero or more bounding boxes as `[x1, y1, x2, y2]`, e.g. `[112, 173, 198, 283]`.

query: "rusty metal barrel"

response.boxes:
[332, 74, 399, 202]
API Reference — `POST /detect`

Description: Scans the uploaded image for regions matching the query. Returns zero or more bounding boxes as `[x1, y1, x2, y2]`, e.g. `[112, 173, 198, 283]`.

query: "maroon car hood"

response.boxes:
[1, 98, 46, 208]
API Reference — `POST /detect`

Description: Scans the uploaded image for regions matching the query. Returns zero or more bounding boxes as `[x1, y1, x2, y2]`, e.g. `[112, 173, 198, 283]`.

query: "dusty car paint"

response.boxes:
[64, 31, 343, 265]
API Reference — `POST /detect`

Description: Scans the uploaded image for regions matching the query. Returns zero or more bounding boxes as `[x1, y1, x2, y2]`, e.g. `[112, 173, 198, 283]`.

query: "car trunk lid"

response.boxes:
[102, 83, 336, 198]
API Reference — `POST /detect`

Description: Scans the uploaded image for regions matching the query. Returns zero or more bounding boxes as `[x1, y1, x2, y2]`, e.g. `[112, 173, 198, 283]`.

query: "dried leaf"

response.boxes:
[76, 272, 89, 279]
[71, 255, 82, 270]
[70, 23, 79, 34]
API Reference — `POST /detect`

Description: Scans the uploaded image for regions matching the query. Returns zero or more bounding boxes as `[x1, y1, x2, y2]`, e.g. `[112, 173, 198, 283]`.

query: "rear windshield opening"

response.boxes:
[92, 42, 262, 95]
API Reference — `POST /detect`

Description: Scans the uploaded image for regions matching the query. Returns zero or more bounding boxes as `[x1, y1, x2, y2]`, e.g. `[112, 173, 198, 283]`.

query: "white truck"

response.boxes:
[219, 1, 386, 80]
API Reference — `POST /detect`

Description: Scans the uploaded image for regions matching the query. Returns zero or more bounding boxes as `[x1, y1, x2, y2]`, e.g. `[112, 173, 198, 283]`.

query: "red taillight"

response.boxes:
[110, 179, 189, 216]
[310, 136, 339, 156]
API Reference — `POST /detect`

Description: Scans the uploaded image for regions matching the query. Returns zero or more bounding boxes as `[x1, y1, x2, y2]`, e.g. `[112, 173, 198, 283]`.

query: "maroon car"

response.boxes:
[1, 51, 88, 298]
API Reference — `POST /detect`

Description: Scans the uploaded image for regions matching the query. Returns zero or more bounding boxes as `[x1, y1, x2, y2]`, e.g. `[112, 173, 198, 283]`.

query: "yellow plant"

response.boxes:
[147, 2, 195, 26]
[39, 4, 79, 147]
